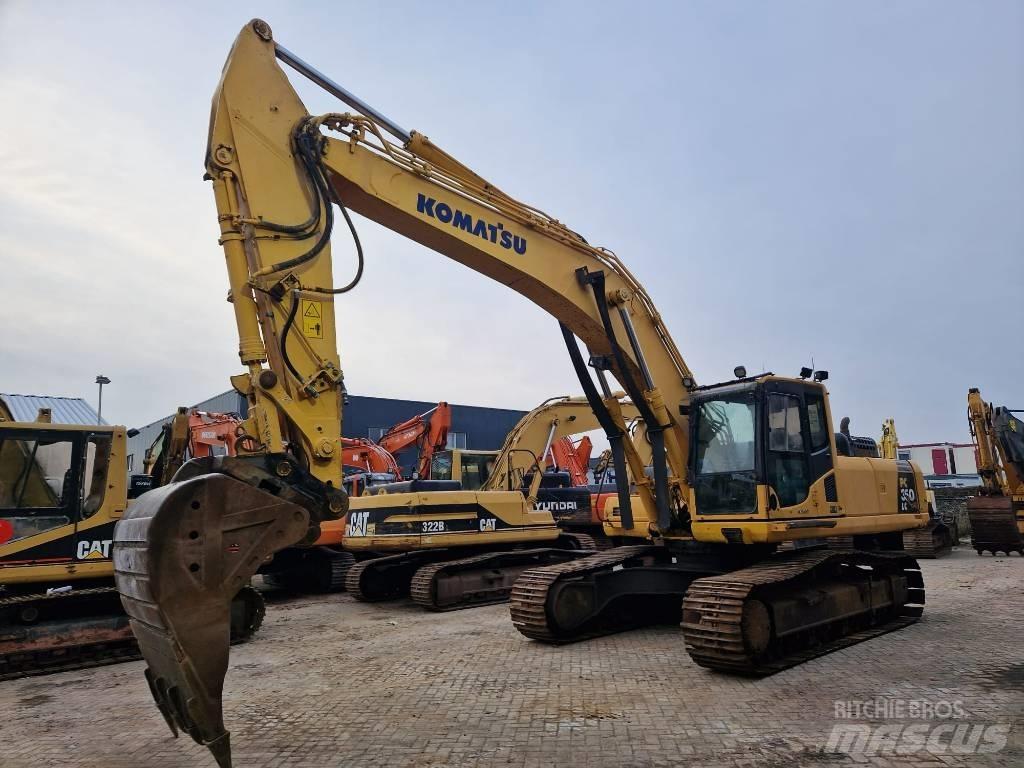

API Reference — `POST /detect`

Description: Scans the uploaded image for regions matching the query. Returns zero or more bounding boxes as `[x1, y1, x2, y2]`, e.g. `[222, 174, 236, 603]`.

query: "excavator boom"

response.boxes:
[376, 402, 451, 478]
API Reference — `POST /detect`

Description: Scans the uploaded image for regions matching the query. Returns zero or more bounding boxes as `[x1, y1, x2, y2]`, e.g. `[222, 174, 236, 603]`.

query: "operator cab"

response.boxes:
[688, 372, 835, 517]
[342, 471, 399, 497]
[428, 449, 496, 491]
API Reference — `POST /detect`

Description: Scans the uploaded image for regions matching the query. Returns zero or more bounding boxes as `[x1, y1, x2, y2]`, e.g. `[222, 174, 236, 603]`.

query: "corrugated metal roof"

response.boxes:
[0, 393, 105, 425]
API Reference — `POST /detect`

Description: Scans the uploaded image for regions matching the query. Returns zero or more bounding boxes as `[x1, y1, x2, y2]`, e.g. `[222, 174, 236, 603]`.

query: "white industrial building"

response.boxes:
[897, 441, 980, 488]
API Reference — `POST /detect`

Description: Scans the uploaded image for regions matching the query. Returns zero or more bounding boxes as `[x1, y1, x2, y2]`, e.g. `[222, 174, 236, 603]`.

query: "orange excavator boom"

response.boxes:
[547, 435, 593, 487]
[376, 402, 451, 478]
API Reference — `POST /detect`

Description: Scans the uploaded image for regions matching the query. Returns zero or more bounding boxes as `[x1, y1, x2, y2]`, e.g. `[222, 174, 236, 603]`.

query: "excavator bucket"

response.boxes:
[967, 495, 1024, 556]
[113, 472, 310, 768]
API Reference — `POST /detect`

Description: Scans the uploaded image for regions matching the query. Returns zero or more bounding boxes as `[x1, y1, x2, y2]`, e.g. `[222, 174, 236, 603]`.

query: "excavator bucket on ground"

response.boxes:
[113, 471, 311, 768]
[967, 496, 1024, 556]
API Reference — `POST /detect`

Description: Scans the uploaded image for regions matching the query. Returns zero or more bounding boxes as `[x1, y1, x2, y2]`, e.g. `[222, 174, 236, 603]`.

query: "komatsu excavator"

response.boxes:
[0, 404, 262, 679]
[338, 395, 637, 609]
[967, 388, 1024, 555]
[877, 418, 954, 558]
[112, 21, 931, 767]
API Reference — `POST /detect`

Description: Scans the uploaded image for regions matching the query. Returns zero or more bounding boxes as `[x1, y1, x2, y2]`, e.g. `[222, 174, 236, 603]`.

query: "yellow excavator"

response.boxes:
[0, 403, 262, 678]
[111, 21, 931, 767]
[967, 388, 1024, 555]
[340, 395, 637, 609]
[878, 418, 954, 558]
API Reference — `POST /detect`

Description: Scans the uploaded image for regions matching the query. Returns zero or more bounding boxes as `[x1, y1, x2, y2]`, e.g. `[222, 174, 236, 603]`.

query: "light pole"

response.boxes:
[95, 375, 110, 424]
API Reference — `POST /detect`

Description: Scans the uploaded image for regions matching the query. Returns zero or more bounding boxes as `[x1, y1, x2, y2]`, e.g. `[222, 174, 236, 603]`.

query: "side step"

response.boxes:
[682, 549, 924, 676]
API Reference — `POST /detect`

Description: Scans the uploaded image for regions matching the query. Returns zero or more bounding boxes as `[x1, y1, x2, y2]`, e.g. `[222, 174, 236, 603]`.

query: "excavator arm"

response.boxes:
[549, 436, 593, 487]
[481, 395, 639, 505]
[199, 20, 696, 537]
[375, 402, 451, 478]
[969, 388, 1024, 496]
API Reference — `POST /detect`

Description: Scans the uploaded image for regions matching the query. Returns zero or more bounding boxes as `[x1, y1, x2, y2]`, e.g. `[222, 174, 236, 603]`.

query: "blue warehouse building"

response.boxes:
[126, 390, 526, 479]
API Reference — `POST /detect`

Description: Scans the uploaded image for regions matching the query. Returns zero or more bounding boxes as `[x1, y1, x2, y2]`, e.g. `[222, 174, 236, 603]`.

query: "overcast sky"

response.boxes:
[0, 1, 1020, 444]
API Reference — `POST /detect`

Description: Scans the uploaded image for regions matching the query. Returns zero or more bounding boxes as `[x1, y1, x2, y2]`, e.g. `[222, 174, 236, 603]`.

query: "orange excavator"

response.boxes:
[547, 436, 592, 486]
[264, 402, 452, 591]
[340, 402, 451, 495]
[377, 402, 451, 479]
[142, 408, 248, 490]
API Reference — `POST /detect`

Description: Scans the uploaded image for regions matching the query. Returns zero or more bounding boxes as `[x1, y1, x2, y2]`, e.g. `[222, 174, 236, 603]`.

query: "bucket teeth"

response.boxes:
[113, 472, 310, 768]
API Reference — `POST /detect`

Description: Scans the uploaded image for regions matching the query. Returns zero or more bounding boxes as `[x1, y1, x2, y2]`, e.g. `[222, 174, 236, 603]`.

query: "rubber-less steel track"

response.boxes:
[263, 550, 355, 593]
[902, 522, 954, 559]
[0, 585, 264, 681]
[348, 534, 598, 607]
[682, 549, 924, 675]
[510, 545, 666, 642]
[409, 548, 594, 611]
[558, 532, 597, 551]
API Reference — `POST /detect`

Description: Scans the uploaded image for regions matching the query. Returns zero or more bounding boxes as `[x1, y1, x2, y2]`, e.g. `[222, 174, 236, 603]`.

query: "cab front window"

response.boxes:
[692, 393, 757, 515]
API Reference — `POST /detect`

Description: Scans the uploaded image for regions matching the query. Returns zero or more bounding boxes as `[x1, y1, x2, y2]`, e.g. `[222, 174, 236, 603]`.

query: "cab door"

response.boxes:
[763, 383, 834, 512]
[0, 427, 83, 564]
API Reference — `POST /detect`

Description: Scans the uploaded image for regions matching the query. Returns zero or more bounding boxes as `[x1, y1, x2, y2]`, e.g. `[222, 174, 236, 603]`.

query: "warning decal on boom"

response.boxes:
[301, 299, 323, 339]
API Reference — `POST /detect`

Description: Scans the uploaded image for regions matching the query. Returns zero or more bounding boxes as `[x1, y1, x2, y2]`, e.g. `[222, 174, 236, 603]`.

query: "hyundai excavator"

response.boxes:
[338, 394, 638, 609]
[877, 418, 954, 558]
[111, 21, 931, 767]
[0, 403, 263, 680]
[967, 387, 1024, 555]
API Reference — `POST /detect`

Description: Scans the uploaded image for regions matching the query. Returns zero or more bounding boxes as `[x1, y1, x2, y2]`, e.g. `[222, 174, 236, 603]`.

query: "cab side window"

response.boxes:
[767, 393, 810, 508]
[805, 395, 830, 451]
[768, 394, 804, 453]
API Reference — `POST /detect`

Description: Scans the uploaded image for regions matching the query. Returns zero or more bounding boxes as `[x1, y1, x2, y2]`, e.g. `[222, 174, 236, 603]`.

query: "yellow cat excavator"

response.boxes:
[339, 395, 637, 610]
[967, 388, 1024, 555]
[112, 21, 931, 767]
[0, 403, 262, 679]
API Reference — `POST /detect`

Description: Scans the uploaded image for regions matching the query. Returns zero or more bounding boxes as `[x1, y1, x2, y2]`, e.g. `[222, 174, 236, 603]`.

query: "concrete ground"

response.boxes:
[1, 545, 1021, 768]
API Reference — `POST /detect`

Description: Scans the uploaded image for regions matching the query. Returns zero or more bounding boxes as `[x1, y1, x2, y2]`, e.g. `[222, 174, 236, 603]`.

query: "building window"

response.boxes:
[898, 451, 910, 462]
[127, 454, 134, 472]
[446, 432, 467, 450]
[368, 427, 385, 442]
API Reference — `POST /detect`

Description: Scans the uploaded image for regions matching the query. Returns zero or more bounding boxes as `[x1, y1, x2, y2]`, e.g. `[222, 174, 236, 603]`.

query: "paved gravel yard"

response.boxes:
[1, 546, 1021, 768]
